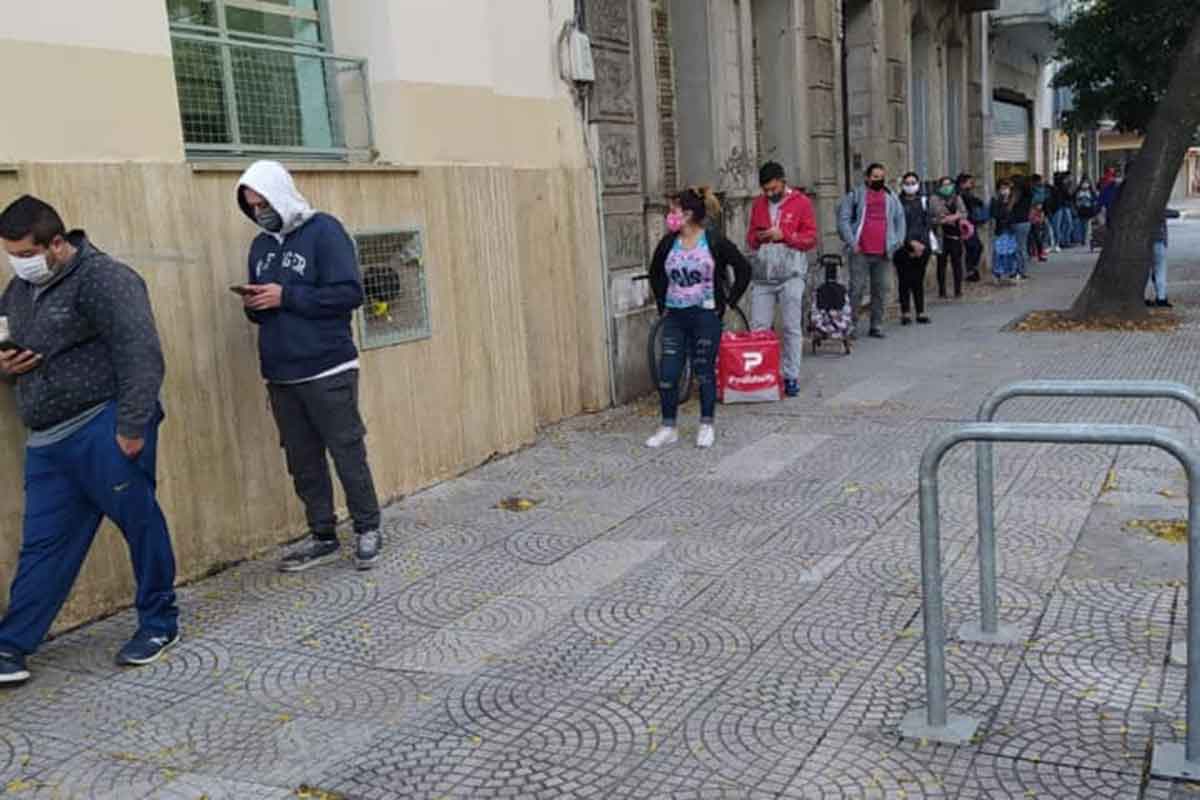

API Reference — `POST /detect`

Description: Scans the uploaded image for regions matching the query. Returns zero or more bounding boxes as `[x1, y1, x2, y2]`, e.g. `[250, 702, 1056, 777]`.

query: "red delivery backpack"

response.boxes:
[717, 330, 782, 403]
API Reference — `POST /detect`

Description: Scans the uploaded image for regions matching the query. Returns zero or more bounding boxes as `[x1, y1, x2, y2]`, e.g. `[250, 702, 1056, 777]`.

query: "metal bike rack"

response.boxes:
[965, 380, 1200, 646]
[899, 421, 1200, 781]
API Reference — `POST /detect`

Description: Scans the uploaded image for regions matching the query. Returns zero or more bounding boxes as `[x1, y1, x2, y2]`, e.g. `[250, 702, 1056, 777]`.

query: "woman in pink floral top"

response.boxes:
[646, 188, 751, 449]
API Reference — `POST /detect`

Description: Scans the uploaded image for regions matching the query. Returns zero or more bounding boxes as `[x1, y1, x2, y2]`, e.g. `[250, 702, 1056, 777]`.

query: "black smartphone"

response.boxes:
[229, 285, 257, 297]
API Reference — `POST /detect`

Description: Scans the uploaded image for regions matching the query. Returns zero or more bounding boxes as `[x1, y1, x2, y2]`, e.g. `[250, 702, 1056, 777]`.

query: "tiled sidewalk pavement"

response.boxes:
[4, 222, 1200, 798]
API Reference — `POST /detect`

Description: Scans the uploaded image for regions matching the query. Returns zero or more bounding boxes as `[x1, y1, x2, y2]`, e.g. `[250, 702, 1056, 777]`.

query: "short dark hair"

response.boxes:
[956, 172, 973, 185]
[901, 171, 920, 183]
[0, 195, 66, 246]
[865, 163, 886, 176]
[759, 161, 786, 187]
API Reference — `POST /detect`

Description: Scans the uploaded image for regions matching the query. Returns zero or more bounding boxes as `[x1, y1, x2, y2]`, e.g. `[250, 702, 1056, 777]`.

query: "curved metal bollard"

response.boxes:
[967, 381, 1200, 645]
[901, 421, 1200, 781]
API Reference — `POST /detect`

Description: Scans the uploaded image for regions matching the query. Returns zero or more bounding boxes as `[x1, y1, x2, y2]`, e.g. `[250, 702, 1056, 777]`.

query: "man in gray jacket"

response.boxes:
[837, 163, 907, 338]
[0, 195, 178, 686]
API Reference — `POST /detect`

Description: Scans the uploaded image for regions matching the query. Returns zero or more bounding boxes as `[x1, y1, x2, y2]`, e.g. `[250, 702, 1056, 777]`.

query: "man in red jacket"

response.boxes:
[746, 162, 818, 397]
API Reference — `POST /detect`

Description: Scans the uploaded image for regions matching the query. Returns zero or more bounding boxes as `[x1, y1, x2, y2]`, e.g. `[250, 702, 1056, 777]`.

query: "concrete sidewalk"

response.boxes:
[4, 226, 1200, 798]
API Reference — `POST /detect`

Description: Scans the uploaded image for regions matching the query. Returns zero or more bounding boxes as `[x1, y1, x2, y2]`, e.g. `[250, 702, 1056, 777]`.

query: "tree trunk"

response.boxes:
[1069, 17, 1200, 320]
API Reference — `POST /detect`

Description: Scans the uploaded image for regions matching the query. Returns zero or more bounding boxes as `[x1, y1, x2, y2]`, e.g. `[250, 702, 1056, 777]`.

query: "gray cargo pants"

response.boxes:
[750, 275, 807, 381]
[267, 369, 382, 537]
[849, 252, 889, 333]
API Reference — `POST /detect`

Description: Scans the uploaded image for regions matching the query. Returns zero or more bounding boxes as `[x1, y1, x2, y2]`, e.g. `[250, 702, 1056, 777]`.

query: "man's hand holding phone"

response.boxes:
[234, 283, 284, 311]
[0, 348, 41, 376]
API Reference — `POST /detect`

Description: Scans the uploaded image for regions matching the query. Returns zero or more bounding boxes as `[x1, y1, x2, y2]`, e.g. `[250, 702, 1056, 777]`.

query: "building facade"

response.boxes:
[0, 0, 1064, 629]
[587, 0, 1004, 401]
[0, 0, 611, 629]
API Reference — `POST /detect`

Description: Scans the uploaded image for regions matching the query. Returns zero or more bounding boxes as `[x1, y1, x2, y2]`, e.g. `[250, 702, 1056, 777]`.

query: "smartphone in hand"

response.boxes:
[229, 285, 256, 297]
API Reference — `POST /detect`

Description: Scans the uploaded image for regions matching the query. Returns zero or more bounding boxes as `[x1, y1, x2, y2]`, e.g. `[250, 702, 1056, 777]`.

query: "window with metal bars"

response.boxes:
[355, 230, 431, 349]
[166, 0, 373, 159]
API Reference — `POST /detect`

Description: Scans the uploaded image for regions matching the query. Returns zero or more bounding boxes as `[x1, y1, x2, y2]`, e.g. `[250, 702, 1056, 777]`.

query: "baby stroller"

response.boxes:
[809, 254, 852, 355]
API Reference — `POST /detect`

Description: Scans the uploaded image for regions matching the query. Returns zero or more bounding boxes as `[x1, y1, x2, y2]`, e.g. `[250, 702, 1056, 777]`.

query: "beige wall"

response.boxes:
[0, 0, 184, 162]
[329, 0, 588, 168]
[0, 162, 607, 632]
[0, 1, 588, 168]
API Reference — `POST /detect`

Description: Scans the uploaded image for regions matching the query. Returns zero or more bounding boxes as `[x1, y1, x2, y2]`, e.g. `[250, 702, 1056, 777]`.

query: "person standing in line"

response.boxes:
[1073, 177, 1099, 246]
[1052, 174, 1077, 248]
[1146, 209, 1182, 308]
[235, 161, 384, 573]
[893, 172, 933, 325]
[0, 195, 180, 685]
[837, 163, 906, 339]
[990, 179, 1021, 282]
[957, 173, 987, 282]
[1028, 175, 1052, 261]
[929, 176, 967, 299]
[647, 188, 751, 449]
[1029, 203, 1050, 263]
[1010, 177, 1033, 278]
[746, 161, 818, 397]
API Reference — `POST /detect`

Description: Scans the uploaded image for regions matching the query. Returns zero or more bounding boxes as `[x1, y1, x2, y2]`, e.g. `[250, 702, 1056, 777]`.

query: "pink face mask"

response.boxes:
[665, 210, 685, 233]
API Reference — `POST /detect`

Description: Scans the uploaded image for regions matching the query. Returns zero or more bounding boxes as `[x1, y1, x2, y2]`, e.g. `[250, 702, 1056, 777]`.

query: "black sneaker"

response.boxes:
[0, 650, 30, 685]
[917, 316, 931, 324]
[279, 536, 341, 573]
[784, 379, 800, 397]
[900, 316, 912, 326]
[868, 329, 886, 339]
[355, 530, 382, 571]
[1145, 298, 1155, 307]
[1157, 299, 1174, 309]
[115, 630, 179, 667]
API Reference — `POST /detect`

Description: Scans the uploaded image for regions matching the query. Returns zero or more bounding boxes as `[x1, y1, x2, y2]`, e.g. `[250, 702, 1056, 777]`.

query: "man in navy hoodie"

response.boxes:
[235, 161, 382, 572]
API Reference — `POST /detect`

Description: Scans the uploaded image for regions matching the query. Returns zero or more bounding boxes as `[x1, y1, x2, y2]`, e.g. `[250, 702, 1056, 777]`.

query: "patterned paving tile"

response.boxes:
[12, 243, 1200, 796]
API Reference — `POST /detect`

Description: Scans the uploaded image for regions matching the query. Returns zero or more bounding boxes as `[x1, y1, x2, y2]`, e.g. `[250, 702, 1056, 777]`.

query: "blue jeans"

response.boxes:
[1012, 222, 1032, 275]
[1148, 241, 1168, 301]
[659, 306, 721, 424]
[0, 403, 178, 655]
[1053, 208, 1075, 245]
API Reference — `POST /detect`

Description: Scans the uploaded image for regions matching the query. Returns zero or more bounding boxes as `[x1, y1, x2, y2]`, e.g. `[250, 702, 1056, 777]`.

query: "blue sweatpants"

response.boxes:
[0, 403, 177, 655]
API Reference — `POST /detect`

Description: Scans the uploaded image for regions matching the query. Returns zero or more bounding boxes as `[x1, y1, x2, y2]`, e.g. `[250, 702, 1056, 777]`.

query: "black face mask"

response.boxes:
[768, 191, 785, 204]
[255, 206, 283, 233]
[868, 179, 886, 191]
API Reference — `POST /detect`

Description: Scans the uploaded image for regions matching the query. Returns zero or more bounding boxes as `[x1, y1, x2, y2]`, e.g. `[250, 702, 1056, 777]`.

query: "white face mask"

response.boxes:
[9, 253, 54, 285]
[902, 183, 919, 195]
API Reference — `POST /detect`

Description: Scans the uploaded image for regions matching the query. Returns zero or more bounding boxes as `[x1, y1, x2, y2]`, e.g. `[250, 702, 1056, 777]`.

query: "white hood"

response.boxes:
[236, 160, 317, 239]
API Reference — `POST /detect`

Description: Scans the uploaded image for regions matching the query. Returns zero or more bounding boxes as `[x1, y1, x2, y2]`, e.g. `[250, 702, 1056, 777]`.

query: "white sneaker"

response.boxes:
[645, 426, 679, 448]
[696, 424, 716, 449]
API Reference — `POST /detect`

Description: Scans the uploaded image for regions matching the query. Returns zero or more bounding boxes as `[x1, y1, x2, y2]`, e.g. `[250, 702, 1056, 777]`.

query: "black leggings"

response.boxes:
[964, 234, 983, 273]
[1030, 223, 1048, 256]
[937, 237, 963, 297]
[894, 248, 930, 315]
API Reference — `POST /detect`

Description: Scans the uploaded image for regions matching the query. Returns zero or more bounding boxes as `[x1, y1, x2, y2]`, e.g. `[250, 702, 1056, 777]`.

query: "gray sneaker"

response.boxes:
[279, 536, 340, 573]
[355, 530, 382, 571]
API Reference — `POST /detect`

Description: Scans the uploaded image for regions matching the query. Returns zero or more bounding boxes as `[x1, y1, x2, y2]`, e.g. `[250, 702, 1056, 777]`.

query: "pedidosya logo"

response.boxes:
[731, 349, 774, 386]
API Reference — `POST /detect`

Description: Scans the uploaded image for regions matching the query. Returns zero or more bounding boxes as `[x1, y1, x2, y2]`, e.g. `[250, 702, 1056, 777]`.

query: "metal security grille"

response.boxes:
[167, 0, 373, 159]
[992, 100, 1030, 163]
[355, 230, 431, 349]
